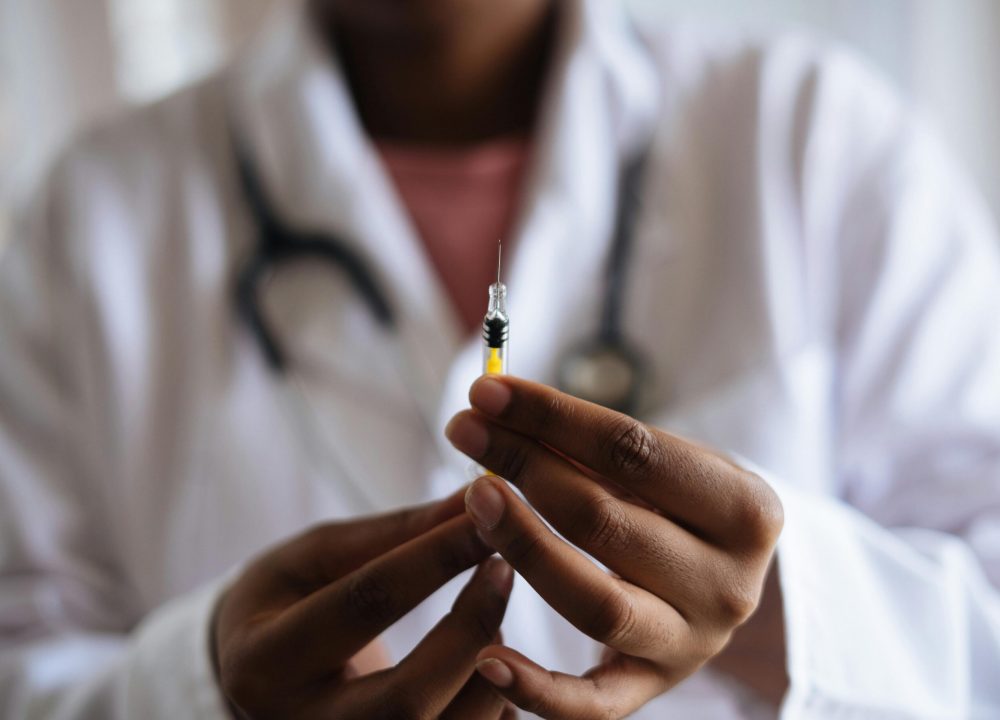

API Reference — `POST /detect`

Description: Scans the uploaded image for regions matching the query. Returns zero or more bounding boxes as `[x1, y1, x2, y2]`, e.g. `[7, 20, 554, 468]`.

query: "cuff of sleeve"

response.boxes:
[745, 465, 956, 718]
[122, 575, 234, 719]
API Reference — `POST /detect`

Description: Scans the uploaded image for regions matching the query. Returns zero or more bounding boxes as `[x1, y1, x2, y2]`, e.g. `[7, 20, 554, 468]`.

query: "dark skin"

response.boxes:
[212, 0, 788, 716]
[445, 377, 784, 716]
[313, 0, 558, 144]
[214, 488, 518, 718]
[213, 380, 785, 717]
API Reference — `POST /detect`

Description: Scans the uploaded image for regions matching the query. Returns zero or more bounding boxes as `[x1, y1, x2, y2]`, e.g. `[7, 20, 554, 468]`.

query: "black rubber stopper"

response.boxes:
[483, 317, 509, 348]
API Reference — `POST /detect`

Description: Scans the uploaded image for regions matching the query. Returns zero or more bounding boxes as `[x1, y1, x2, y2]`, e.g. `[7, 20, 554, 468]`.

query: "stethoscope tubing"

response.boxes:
[232, 131, 395, 372]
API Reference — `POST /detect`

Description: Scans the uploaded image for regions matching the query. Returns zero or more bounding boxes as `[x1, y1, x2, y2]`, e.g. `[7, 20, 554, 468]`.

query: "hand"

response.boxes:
[212, 488, 517, 719]
[445, 376, 784, 719]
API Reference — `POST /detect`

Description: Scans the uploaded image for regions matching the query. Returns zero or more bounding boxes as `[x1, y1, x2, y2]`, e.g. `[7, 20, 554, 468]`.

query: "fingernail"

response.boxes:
[471, 377, 512, 416]
[445, 413, 489, 458]
[476, 658, 514, 688]
[484, 557, 514, 594]
[466, 479, 505, 530]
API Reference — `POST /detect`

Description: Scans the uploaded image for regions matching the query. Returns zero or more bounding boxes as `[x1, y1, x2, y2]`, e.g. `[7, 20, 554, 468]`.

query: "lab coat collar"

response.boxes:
[226, 0, 661, 501]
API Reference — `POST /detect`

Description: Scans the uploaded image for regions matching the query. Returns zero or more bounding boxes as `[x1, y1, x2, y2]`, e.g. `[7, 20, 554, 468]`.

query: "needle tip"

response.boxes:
[497, 239, 503, 286]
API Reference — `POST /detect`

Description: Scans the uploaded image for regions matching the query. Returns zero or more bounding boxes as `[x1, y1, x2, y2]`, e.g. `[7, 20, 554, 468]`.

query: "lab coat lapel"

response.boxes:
[234, 1, 463, 377]
[228, 2, 463, 509]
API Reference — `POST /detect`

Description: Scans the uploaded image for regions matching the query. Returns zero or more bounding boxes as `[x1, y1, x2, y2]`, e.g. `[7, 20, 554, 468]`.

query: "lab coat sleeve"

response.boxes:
[0, 160, 231, 719]
[769, 53, 1000, 718]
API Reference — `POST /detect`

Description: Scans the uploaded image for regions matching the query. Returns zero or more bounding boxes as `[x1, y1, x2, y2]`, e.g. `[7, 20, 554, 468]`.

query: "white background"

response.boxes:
[1, 0, 999, 246]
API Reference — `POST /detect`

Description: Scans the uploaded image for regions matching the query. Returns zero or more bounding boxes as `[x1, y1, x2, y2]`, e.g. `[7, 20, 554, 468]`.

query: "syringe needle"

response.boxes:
[497, 240, 502, 287]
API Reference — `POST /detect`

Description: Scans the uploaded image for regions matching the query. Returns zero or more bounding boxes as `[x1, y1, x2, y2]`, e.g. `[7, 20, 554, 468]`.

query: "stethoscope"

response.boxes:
[233, 133, 652, 417]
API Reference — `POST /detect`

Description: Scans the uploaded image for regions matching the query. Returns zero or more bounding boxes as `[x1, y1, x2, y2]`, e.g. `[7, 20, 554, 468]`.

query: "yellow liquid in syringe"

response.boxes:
[485, 347, 504, 375]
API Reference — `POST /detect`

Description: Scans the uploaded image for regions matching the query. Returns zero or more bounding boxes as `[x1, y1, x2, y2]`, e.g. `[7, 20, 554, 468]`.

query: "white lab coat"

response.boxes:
[1, 0, 999, 717]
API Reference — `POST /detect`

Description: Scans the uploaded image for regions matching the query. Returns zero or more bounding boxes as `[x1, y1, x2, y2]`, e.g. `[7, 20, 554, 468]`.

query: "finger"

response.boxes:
[394, 558, 513, 710]
[273, 485, 471, 589]
[440, 630, 512, 720]
[448, 410, 728, 612]
[464, 476, 687, 660]
[475, 645, 670, 720]
[266, 514, 493, 679]
[439, 675, 509, 720]
[463, 376, 783, 547]
[329, 558, 514, 720]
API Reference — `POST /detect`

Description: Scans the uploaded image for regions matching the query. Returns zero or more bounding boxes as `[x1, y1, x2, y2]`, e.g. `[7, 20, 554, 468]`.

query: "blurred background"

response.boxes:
[2, 0, 999, 249]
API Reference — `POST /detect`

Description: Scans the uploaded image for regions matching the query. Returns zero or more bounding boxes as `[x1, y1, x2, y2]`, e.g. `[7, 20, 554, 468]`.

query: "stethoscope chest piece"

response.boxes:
[553, 140, 653, 418]
[557, 336, 647, 416]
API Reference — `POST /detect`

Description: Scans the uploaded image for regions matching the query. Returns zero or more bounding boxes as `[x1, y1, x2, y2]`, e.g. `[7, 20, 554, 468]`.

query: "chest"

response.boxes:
[105, 217, 835, 615]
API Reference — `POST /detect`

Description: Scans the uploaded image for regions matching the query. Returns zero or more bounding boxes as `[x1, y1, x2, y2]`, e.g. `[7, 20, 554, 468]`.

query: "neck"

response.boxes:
[317, 0, 559, 145]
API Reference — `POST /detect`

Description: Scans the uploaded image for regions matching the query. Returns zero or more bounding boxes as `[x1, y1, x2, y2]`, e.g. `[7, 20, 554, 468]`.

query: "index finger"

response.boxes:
[265, 514, 492, 680]
[467, 375, 781, 546]
[268, 485, 471, 594]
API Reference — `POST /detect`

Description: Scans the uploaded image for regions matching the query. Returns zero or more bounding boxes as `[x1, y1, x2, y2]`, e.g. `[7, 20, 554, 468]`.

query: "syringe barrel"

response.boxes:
[483, 343, 508, 375]
[482, 282, 509, 375]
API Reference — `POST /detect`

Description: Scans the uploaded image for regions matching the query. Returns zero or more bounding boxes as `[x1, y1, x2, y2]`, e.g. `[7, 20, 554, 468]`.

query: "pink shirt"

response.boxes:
[376, 138, 531, 336]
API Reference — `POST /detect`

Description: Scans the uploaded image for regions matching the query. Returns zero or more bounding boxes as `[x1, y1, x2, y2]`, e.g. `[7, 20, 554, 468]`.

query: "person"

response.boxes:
[1, 0, 999, 717]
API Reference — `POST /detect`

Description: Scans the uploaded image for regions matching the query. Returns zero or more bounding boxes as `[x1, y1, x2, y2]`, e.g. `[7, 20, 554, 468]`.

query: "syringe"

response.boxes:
[482, 241, 509, 375]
